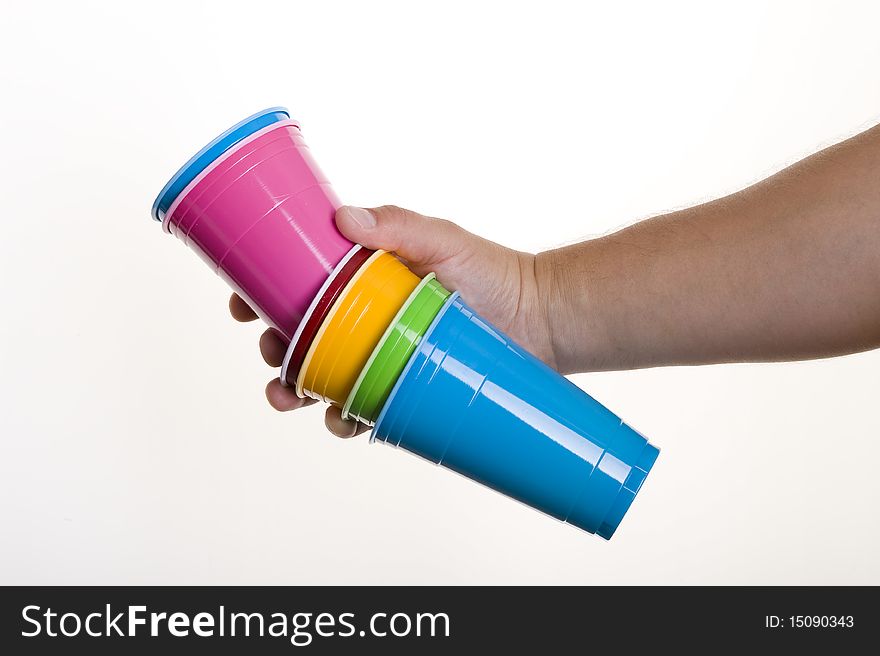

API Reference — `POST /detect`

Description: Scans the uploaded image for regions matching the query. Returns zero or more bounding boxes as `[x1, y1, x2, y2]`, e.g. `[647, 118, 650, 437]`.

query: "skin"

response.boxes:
[231, 123, 880, 437]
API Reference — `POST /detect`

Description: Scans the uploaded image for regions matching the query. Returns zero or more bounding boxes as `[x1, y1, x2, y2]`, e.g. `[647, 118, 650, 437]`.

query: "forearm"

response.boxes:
[538, 123, 880, 374]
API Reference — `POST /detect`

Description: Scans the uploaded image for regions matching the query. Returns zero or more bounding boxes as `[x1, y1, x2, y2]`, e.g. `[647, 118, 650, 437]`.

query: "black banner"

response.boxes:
[0, 586, 873, 653]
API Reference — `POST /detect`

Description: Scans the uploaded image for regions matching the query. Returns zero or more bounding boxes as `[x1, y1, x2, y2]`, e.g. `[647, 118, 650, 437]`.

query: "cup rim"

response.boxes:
[295, 250, 387, 398]
[279, 244, 368, 388]
[370, 291, 461, 444]
[162, 118, 300, 235]
[341, 273, 439, 423]
[151, 107, 294, 223]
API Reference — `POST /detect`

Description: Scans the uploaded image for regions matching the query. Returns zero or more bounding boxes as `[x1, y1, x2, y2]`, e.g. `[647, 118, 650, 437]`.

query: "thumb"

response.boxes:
[335, 205, 470, 273]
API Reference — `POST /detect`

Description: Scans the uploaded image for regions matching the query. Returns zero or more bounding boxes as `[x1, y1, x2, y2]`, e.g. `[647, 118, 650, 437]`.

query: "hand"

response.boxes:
[230, 205, 557, 437]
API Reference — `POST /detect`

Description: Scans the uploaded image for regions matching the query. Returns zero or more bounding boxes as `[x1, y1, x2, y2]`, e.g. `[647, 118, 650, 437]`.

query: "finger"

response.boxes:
[324, 405, 370, 438]
[265, 378, 316, 412]
[259, 328, 288, 367]
[229, 293, 258, 322]
[335, 205, 476, 275]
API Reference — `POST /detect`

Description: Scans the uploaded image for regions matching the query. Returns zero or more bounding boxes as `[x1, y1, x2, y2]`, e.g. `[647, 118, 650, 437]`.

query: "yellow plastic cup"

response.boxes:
[297, 250, 420, 406]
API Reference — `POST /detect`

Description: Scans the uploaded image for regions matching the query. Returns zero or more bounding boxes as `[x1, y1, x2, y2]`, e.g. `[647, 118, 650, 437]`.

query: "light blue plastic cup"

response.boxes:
[372, 294, 659, 539]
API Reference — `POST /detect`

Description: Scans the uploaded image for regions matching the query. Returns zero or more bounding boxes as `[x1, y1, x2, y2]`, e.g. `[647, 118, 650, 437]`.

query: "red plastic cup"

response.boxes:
[280, 244, 375, 388]
[162, 119, 354, 341]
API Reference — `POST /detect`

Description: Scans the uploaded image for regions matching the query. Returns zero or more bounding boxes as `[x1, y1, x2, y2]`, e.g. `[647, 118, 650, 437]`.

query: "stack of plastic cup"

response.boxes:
[152, 108, 660, 539]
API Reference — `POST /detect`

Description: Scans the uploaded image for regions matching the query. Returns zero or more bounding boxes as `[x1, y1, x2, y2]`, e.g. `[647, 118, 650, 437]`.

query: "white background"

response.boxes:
[1, 0, 878, 584]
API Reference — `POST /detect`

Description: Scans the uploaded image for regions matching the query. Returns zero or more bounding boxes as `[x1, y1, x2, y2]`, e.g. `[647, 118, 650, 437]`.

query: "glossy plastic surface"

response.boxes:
[151, 107, 290, 222]
[343, 274, 450, 425]
[372, 295, 660, 539]
[163, 120, 354, 340]
[297, 251, 419, 406]
[280, 245, 374, 388]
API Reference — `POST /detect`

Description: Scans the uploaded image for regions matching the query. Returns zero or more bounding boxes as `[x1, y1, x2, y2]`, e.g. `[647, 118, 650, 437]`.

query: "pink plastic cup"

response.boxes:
[162, 119, 354, 341]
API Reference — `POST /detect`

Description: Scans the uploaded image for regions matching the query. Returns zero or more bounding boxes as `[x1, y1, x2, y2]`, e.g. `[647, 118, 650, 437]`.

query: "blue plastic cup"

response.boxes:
[372, 294, 660, 539]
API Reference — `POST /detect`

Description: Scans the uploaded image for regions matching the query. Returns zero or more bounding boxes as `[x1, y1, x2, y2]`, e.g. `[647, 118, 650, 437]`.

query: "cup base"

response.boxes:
[596, 442, 660, 540]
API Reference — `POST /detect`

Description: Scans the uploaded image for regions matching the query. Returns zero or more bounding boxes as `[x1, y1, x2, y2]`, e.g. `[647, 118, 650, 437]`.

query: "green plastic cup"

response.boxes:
[342, 273, 451, 425]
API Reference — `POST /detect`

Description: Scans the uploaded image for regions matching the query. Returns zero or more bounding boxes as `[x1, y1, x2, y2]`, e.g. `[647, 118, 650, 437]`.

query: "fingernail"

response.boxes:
[342, 206, 376, 229]
[339, 421, 358, 438]
[327, 417, 355, 438]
